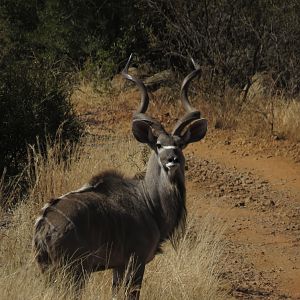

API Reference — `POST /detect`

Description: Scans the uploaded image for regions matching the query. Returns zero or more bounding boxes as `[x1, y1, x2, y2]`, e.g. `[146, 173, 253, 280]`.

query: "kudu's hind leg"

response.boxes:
[112, 261, 145, 300]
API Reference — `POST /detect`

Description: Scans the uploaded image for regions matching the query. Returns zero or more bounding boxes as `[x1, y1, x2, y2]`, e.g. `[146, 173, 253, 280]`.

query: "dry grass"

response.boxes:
[273, 99, 300, 141]
[237, 95, 300, 141]
[72, 81, 116, 113]
[73, 76, 300, 143]
[0, 133, 228, 299]
[198, 89, 300, 142]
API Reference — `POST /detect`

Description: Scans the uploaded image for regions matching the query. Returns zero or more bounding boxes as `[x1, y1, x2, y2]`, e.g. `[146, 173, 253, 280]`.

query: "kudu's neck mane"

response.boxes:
[143, 151, 186, 240]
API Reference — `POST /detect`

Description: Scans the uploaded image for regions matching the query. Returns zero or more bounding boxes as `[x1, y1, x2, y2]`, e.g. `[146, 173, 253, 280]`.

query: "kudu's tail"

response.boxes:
[33, 216, 53, 273]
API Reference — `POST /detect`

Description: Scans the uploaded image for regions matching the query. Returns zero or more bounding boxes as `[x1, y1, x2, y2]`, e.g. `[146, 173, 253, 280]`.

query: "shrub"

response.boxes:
[0, 61, 83, 181]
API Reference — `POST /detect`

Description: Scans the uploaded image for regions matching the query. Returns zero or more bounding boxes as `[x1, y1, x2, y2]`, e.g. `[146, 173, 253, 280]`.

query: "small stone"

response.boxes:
[235, 201, 246, 208]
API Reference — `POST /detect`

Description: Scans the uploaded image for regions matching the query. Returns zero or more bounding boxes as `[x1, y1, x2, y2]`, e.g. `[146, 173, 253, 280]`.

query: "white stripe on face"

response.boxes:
[162, 145, 178, 149]
[166, 162, 179, 169]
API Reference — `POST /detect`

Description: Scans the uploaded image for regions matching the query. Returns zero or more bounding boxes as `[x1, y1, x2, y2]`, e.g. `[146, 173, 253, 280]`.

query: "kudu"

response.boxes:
[33, 54, 208, 299]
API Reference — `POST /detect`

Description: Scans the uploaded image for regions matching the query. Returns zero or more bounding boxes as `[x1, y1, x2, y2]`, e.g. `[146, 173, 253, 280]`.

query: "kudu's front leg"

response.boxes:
[112, 260, 145, 300]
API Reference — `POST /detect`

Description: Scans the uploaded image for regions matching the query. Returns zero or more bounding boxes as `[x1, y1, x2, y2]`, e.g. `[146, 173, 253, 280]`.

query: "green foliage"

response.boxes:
[0, 0, 151, 187]
[1, 0, 149, 77]
[0, 1, 85, 185]
[0, 61, 83, 179]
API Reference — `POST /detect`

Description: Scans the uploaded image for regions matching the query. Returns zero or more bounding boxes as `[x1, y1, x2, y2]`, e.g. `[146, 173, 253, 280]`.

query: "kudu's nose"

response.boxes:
[168, 156, 179, 164]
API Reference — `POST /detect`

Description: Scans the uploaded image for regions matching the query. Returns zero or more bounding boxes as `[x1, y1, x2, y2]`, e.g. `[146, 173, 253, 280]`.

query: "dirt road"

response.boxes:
[186, 130, 300, 299]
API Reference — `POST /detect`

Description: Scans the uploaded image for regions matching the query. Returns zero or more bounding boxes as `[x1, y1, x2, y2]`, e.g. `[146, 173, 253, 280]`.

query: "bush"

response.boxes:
[0, 0, 150, 80]
[142, 0, 300, 96]
[0, 61, 83, 180]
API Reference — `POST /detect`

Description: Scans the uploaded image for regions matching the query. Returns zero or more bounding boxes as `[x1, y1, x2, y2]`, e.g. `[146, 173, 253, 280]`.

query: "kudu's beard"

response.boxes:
[163, 163, 183, 182]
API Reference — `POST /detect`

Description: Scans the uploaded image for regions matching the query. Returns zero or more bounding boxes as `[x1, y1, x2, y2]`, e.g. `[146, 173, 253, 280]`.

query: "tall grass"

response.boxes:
[199, 88, 300, 142]
[0, 135, 227, 299]
[274, 99, 300, 141]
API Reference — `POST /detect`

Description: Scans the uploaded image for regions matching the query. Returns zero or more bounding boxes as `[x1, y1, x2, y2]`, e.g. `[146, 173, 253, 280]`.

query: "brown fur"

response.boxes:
[33, 59, 207, 299]
[33, 161, 186, 298]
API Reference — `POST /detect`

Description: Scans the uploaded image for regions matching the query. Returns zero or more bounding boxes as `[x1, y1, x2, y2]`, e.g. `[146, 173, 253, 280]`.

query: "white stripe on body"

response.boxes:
[50, 206, 76, 228]
[43, 216, 55, 229]
[34, 216, 43, 227]
[70, 197, 89, 209]
[41, 202, 51, 211]
[35, 184, 91, 230]
[34, 215, 54, 229]
[59, 183, 92, 199]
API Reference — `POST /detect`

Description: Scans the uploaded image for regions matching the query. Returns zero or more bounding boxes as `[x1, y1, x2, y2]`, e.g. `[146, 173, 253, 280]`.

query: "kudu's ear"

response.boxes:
[132, 120, 157, 144]
[181, 119, 207, 146]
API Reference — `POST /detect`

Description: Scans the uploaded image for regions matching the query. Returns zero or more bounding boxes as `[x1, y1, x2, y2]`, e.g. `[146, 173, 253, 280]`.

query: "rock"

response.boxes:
[245, 72, 273, 98]
[235, 201, 246, 208]
[138, 63, 153, 77]
[144, 69, 175, 91]
[269, 200, 275, 206]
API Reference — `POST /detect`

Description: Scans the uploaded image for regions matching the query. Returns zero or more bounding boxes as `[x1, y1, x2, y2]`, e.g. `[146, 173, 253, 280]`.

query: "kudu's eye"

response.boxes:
[156, 142, 162, 149]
